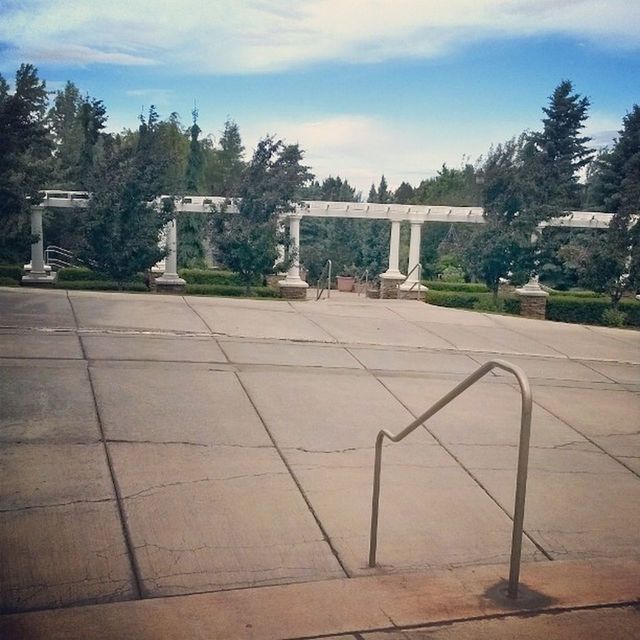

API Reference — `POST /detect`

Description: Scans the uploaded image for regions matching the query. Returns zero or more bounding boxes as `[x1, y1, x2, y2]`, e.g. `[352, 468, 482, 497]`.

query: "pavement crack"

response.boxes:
[0, 497, 113, 513]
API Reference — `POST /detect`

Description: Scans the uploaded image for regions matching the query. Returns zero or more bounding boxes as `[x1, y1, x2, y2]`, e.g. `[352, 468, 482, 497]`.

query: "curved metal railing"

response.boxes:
[368, 359, 533, 599]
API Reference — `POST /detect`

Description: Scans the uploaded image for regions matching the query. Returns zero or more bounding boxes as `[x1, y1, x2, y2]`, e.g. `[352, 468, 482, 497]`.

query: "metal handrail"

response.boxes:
[355, 269, 369, 296]
[369, 359, 533, 599]
[402, 262, 423, 293]
[316, 259, 332, 300]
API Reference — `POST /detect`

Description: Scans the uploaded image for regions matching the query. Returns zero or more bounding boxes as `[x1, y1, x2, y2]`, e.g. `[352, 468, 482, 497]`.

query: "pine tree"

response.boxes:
[179, 108, 208, 267]
[0, 64, 52, 262]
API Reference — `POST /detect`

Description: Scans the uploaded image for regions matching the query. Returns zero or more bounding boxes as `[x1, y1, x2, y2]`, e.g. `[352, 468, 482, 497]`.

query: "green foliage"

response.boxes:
[440, 265, 465, 282]
[0, 276, 18, 286]
[473, 297, 505, 312]
[213, 137, 312, 291]
[80, 116, 175, 284]
[424, 280, 489, 293]
[393, 181, 414, 204]
[413, 163, 481, 206]
[0, 64, 52, 262]
[0, 264, 24, 281]
[57, 266, 107, 281]
[546, 296, 640, 326]
[55, 280, 147, 292]
[185, 283, 279, 298]
[601, 308, 627, 327]
[178, 268, 249, 286]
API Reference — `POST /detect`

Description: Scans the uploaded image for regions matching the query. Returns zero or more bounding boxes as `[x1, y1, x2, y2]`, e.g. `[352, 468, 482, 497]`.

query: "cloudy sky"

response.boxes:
[1, 0, 638, 194]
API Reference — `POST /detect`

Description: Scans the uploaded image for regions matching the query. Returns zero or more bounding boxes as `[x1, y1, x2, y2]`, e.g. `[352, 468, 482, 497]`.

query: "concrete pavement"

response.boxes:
[0, 286, 638, 636]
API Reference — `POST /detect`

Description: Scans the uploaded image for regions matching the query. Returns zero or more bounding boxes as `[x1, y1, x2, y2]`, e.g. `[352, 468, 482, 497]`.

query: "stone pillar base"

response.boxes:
[380, 273, 405, 299]
[279, 282, 308, 300]
[398, 286, 427, 301]
[516, 278, 548, 320]
[22, 272, 57, 287]
[155, 276, 186, 294]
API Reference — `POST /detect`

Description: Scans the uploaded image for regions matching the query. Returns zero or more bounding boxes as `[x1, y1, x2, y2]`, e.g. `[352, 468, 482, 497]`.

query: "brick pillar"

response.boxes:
[516, 277, 548, 320]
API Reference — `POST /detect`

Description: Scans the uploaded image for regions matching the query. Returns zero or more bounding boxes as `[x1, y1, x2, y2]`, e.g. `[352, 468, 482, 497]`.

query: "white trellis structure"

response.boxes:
[23, 190, 618, 296]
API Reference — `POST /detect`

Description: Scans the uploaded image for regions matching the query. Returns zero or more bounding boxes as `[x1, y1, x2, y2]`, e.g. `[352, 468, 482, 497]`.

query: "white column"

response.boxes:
[22, 208, 55, 284]
[399, 220, 424, 291]
[275, 220, 286, 273]
[280, 213, 308, 289]
[156, 218, 186, 288]
[382, 219, 403, 277]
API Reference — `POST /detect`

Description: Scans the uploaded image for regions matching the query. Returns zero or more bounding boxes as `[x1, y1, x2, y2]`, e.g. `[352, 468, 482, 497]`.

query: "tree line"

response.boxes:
[1, 64, 638, 306]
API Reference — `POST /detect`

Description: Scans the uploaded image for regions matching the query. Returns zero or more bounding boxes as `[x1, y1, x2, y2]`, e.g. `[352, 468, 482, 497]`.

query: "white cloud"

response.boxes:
[238, 113, 503, 194]
[0, 0, 638, 73]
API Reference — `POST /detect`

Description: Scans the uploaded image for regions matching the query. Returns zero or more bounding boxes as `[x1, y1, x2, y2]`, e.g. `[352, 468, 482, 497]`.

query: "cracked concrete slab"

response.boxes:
[186, 301, 336, 342]
[91, 366, 271, 446]
[445, 442, 640, 560]
[579, 360, 640, 386]
[110, 442, 345, 596]
[238, 369, 418, 450]
[388, 302, 498, 327]
[378, 375, 585, 448]
[306, 314, 454, 349]
[68, 291, 209, 333]
[362, 606, 640, 639]
[416, 323, 563, 357]
[82, 334, 227, 363]
[472, 354, 611, 383]
[0, 332, 82, 359]
[349, 347, 482, 374]
[0, 289, 75, 329]
[0, 502, 136, 613]
[492, 315, 640, 362]
[219, 340, 362, 368]
[0, 362, 99, 443]
[282, 443, 541, 575]
[0, 443, 114, 510]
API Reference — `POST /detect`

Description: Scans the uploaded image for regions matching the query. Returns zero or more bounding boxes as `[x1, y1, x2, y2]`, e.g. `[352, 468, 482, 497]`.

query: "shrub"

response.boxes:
[55, 280, 147, 292]
[601, 308, 627, 327]
[546, 296, 640, 327]
[440, 265, 465, 282]
[0, 276, 19, 286]
[185, 283, 278, 298]
[57, 267, 109, 282]
[178, 268, 252, 286]
[473, 297, 505, 312]
[547, 289, 605, 299]
[424, 281, 490, 293]
[0, 265, 23, 281]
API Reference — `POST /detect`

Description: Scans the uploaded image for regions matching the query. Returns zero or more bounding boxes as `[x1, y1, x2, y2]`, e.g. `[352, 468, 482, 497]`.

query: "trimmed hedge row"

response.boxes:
[178, 268, 254, 286]
[425, 290, 519, 313]
[423, 280, 489, 293]
[0, 276, 19, 287]
[0, 265, 23, 281]
[55, 280, 148, 292]
[185, 283, 279, 298]
[57, 267, 146, 283]
[546, 296, 640, 327]
[547, 289, 605, 299]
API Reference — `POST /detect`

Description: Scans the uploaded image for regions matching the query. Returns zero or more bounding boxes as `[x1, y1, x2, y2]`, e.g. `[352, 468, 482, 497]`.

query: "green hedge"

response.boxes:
[185, 283, 279, 298]
[547, 289, 605, 299]
[0, 265, 23, 281]
[0, 276, 19, 287]
[546, 296, 640, 327]
[179, 268, 249, 286]
[56, 267, 108, 281]
[425, 290, 521, 314]
[424, 280, 490, 293]
[55, 280, 147, 292]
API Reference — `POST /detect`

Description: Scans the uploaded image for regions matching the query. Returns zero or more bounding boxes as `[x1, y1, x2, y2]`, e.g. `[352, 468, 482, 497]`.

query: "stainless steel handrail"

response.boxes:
[316, 259, 332, 300]
[402, 262, 423, 294]
[355, 268, 369, 296]
[368, 359, 533, 599]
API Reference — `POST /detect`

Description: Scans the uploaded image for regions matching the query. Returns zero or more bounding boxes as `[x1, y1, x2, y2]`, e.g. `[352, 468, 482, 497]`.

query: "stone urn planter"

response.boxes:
[336, 275, 355, 292]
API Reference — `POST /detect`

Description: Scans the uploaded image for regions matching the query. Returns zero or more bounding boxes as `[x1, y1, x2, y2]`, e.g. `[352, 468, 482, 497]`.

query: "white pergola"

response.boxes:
[24, 190, 616, 292]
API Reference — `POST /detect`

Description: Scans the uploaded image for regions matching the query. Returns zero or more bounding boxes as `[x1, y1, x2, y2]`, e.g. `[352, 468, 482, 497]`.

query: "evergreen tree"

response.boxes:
[214, 136, 312, 292]
[413, 164, 481, 206]
[367, 183, 377, 203]
[576, 106, 640, 307]
[179, 108, 208, 267]
[363, 175, 391, 274]
[80, 116, 175, 284]
[394, 181, 414, 204]
[0, 64, 52, 262]
[529, 80, 593, 210]
[218, 119, 245, 196]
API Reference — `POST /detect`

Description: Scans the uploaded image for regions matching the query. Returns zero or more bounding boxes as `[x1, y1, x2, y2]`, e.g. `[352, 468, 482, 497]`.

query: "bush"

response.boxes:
[179, 268, 247, 286]
[0, 276, 19, 286]
[547, 289, 605, 299]
[56, 267, 108, 281]
[185, 283, 279, 298]
[473, 297, 504, 312]
[546, 296, 640, 327]
[424, 281, 490, 293]
[601, 308, 627, 327]
[0, 264, 24, 281]
[55, 280, 147, 292]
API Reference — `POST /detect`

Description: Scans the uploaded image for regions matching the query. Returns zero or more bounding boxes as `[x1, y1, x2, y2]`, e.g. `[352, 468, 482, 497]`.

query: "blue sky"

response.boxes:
[1, 0, 638, 194]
